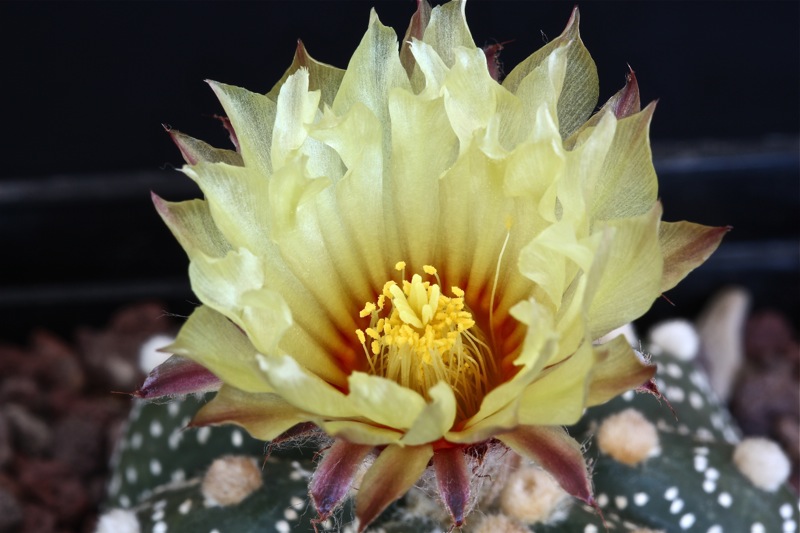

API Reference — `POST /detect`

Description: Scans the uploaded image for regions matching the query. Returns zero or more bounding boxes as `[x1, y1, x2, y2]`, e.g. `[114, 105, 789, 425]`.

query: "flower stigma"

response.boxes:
[356, 264, 496, 420]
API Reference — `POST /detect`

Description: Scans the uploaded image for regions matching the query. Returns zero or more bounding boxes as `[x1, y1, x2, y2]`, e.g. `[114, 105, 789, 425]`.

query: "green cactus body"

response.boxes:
[104, 348, 799, 533]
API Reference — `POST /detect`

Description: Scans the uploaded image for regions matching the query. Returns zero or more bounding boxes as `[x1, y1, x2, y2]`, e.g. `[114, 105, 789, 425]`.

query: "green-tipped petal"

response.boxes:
[587, 334, 656, 406]
[208, 81, 277, 176]
[332, 10, 411, 132]
[267, 40, 346, 108]
[167, 128, 243, 166]
[421, 0, 473, 68]
[660, 221, 730, 292]
[503, 8, 598, 139]
[590, 103, 659, 221]
[152, 194, 231, 259]
[192, 385, 309, 441]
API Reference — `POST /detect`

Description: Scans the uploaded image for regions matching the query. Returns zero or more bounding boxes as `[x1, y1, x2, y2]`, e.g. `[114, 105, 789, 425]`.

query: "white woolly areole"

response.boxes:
[138, 334, 175, 374]
[596, 408, 660, 466]
[94, 509, 141, 533]
[499, 465, 570, 524]
[595, 323, 638, 347]
[732, 437, 791, 491]
[648, 320, 699, 360]
[201, 455, 263, 506]
[472, 513, 529, 533]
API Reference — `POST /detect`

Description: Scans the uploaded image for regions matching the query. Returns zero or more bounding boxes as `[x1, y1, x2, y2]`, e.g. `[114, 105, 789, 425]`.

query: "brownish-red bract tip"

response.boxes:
[433, 446, 471, 526]
[134, 354, 221, 400]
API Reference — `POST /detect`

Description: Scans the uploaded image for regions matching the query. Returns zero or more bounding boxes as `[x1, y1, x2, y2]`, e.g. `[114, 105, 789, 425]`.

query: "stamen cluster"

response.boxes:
[357, 263, 494, 419]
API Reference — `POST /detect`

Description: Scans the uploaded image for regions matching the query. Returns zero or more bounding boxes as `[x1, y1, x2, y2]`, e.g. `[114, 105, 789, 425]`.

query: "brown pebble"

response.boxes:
[52, 413, 104, 477]
[22, 503, 57, 533]
[745, 310, 796, 368]
[0, 482, 23, 533]
[4, 404, 52, 456]
[16, 458, 88, 525]
[0, 376, 43, 411]
[30, 330, 85, 394]
[0, 412, 11, 469]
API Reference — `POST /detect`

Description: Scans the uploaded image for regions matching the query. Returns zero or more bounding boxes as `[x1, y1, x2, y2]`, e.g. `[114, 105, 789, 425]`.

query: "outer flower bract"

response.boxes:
[141, 1, 727, 530]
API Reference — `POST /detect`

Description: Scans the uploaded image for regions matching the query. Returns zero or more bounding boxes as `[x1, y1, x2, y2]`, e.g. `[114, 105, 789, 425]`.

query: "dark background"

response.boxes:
[1, 0, 798, 342]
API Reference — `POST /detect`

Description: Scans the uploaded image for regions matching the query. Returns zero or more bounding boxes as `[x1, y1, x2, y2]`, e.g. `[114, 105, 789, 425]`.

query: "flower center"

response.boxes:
[356, 262, 495, 420]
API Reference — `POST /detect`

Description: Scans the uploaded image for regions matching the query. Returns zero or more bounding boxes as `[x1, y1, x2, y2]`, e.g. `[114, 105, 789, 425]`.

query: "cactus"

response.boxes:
[102, 346, 798, 533]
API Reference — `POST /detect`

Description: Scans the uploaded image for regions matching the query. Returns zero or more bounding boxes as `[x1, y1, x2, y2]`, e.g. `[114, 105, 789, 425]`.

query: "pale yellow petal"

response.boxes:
[165, 305, 271, 393]
[347, 372, 427, 430]
[408, 39, 448, 98]
[271, 69, 321, 169]
[387, 88, 454, 267]
[443, 46, 495, 150]
[421, 0, 473, 68]
[401, 381, 457, 445]
[319, 420, 403, 446]
[586, 203, 664, 339]
[589, 103, 658, 221]
[182, 162, 271, 251]
[517, 340, 594, 425]
[152, 195, 231, 259]
[208, 81, 277, 176]
[256, 353, 360, 419]
[332, 10, 411, 133]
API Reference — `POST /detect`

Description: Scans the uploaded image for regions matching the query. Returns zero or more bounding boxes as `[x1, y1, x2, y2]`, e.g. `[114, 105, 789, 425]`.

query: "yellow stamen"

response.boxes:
[357, 263, 495, 420]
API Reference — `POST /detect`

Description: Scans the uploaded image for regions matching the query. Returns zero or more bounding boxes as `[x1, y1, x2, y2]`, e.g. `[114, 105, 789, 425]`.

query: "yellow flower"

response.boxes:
[144, 1, 727, 530]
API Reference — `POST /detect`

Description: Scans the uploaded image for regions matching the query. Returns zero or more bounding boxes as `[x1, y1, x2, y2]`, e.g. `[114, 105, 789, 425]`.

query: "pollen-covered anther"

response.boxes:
[357, 264, 494, 419]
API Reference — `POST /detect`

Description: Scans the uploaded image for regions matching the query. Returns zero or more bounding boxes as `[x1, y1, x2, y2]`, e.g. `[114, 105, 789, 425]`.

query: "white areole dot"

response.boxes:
[680, 514, 696, 529]
[614, 496, 627, 510]
[670, 499, 685, 514]
[150, 420, 163, 438]
[664, 486, 679, 501]
[694, 454, 709, 472]
[153, 521, 167, 533]
[633, 492, 649, 506]
[197, 426, 211, 444]
[595, 493, 609, 508]
[584, 525, 598, 533]
[705, 467, 720, 480]
[275, 520, 290, 533]
[178, 499, 192, 515]
[703, 480, 716, 493]
[150, 459, 162, 476]
[231, 430, 243, 447]
[751, 523, 766, 533]
[718, 492, 732, 508]
[689, 391, 704, 409]
[781, 504, 794, 519]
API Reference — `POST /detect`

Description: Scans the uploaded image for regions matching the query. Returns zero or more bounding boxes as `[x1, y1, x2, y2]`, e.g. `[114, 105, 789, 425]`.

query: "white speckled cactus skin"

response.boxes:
[103, 345, 799, 533]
